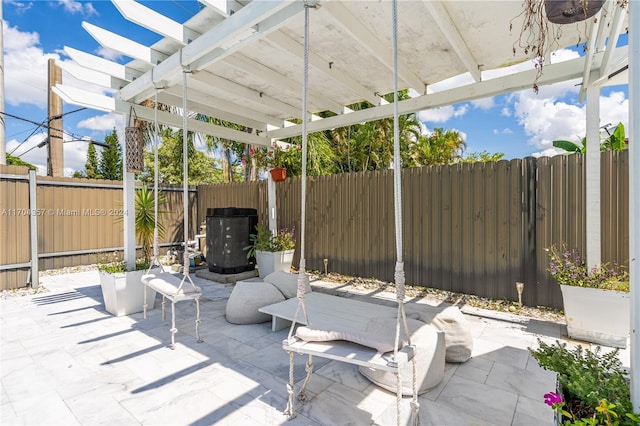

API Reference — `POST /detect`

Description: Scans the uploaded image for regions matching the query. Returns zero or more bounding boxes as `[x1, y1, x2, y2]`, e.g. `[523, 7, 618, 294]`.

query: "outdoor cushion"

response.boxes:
[296, 318, 405, 353]
[225, 281, 285, 324]
[264, 271, 312, 299]
[416, 306, 473, 363]
[359, 319, 446, 395]
[142, 272, 201, 296]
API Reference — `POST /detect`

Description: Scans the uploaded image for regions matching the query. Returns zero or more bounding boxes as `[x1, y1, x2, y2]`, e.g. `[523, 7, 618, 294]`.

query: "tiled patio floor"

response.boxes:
[1, 270, 629, 425]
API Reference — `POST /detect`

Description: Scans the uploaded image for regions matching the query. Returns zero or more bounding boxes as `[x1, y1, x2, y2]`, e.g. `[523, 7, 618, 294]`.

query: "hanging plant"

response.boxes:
[509, 0, 626, 93]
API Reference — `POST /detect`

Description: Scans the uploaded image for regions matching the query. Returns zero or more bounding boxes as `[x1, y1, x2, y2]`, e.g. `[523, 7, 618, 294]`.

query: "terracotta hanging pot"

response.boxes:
[270, 167, 286, 182]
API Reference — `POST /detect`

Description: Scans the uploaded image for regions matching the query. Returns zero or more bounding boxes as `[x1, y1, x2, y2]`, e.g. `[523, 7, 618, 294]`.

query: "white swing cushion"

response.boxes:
[359, 319, 446, 395]
[142, 272, 201, 297]
[296, 318, 406, 353]
[264, 271, 312, 299]
[226, 281, 285, 324]
[416, 306, 473, 363]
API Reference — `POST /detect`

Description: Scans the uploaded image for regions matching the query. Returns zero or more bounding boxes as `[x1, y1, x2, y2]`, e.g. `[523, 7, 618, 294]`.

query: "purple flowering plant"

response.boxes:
[546, 244, 629, 291]
[532, 340, 640, 425]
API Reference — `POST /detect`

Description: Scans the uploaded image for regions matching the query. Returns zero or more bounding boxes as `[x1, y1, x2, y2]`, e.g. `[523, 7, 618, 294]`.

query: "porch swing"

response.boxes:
[140, 69, 203, 350]
[281, 2, 421, 425]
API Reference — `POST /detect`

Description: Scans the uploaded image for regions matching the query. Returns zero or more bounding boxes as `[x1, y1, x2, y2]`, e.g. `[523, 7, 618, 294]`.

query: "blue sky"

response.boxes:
[2, 0, 630, 176]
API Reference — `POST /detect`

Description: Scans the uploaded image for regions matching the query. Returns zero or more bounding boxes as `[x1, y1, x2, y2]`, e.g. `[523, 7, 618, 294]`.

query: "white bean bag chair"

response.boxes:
[417, 306, 473, 363]
[264, 271, 312, 299]
[225, 281, 285, 324]
[358, 318, 445, 395]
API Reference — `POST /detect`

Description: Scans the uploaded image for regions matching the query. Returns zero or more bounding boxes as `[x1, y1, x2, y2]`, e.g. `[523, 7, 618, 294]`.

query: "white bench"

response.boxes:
[142, 271, 202, 349]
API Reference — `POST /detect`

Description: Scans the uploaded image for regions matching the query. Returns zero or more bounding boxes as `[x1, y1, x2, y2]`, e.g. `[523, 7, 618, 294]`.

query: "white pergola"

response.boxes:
[55, 0, 639, 408]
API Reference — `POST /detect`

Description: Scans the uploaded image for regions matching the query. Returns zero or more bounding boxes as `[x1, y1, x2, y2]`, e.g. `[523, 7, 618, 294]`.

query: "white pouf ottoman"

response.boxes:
[225, 281, 285, 324]
[359, 318, 446, 395]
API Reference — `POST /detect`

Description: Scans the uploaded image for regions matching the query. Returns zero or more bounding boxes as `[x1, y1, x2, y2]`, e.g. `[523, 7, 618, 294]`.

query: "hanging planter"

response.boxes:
[270, 167, 286, 182]
[125, 107, 144, 173]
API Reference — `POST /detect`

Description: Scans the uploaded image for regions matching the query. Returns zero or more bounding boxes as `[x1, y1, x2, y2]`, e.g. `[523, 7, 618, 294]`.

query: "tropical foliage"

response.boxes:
[6, 153, 36, 169]
[553, 122, 627, 154]
[243, 223, 296, 258]
[74, 91, 501, 184]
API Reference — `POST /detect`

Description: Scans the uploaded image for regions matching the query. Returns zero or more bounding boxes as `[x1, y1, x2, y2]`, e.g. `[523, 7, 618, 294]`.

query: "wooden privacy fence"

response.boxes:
[1, 151, 629, 309]
[201, 152, 628, 310]
[0, 165, 197, 289]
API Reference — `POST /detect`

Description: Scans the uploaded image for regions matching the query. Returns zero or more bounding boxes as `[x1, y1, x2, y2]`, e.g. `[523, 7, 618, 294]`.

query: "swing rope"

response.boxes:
[390, 1, 419, 423]
[284, 2, 418, 424]
[284, 2, 313, 419]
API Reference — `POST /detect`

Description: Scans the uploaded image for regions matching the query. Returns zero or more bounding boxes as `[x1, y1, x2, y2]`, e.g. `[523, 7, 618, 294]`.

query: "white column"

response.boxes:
[0, 2, 6, 165]
[267, 171, 277, 234]
[629, 0, 640, 411]
[585, 83, 601, 269]
[122, 115, 136, 270]
[29, 169, 38, 288]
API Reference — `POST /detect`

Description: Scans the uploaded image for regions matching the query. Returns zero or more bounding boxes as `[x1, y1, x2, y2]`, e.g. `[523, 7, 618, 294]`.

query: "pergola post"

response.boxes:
[122, 113, 136, 270]
[629, 0, 640, 411]
[267, 170, 277, 234]
[585, 83, 602, 269]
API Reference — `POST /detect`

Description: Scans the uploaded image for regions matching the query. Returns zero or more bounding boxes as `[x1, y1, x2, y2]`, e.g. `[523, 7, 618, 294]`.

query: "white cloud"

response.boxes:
[3, 24, 57, 108]
[471, 97, 495, 110]
[501, 107, 512, 117]
[56, 0, 97, 16]
[4, 0, 33, 13]
[7, 131, 113, 177]
[493, 128, 513, 135]
[6, 132, 48, 175]
[3, 23, 115, 109]
[418, 104, 468, 123]
[96, 46, 123, 62]
[512, 85, 629, 156]
[77, 114, 123, 132]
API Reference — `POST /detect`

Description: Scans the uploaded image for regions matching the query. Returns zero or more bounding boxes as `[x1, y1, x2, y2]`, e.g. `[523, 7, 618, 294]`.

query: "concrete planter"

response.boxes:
[99, 269, 156, 317]
[255, 249, 294, 278]
[560, 284, 629, 348]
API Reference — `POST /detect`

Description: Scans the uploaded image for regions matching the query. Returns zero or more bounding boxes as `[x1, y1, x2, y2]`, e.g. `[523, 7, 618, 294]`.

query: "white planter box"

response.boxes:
[560, 284, 629, 348]
[99, 270, 157, 317]
[255, 250, 294, 278]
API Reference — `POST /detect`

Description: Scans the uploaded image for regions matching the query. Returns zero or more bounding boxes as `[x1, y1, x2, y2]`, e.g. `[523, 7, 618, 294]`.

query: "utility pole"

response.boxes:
[1, 2, 6, 165]
[47, 59, 63, 176]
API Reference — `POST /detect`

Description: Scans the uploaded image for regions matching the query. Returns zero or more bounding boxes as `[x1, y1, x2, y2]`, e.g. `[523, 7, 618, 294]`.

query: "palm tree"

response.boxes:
[409, 128, 466, 166]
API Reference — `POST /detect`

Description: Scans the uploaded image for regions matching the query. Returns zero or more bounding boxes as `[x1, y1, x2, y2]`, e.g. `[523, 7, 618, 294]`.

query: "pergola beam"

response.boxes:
[326, 1, 425, 92]
[223, 54, 345, 114]
[193, 70, 302, 119]
[111, 0, 200, 45]
[422, 0, 481, 82]
[63, 46, 140, 82]
[267, 54, 591, 139]
[155, 91, 269, 131]
[163, 82, 284, 127]
[117, 0, 305, 104]
[82, 22, 168, 65]
[265, 31, 381, 106]
[52, 83, 271, 146]
[56, 60, 127, 91]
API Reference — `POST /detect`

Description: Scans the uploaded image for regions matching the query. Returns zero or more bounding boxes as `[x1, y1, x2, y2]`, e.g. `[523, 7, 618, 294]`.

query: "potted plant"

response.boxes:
[98, 185, 166, 316]
[97, 253, 157, 317]
[244, 223, 295, 278]
[530, 339, 639, 425]
[247, 143, 293, 182]
[547, 244, 629, 347]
